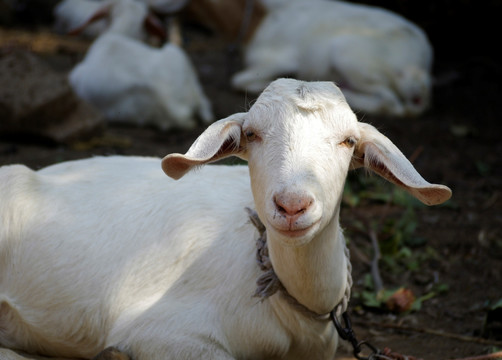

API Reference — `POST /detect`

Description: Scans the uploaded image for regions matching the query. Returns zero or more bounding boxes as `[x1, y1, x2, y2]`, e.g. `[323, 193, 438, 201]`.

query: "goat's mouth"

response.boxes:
[275, 226, 312, 238]
[269, 219, 321, 240]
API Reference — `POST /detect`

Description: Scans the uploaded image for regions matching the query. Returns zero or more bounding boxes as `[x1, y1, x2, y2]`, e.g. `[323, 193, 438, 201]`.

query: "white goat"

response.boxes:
[232, 0, 434, 117]
[0, 79, 451, 360]
[68, 0, 213, 131]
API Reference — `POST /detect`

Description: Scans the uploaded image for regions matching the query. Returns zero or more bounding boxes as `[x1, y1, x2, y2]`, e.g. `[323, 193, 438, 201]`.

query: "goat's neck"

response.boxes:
[267, 210, 348, 315]
[108, 16, 144, 40]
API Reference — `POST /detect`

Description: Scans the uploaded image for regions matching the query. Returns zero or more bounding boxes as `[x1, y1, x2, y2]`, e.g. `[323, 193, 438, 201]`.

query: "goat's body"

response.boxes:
[0, 79, 451, 359]
[69, 35, 214, 130]
[0, 156, 337, 359]
[66, 0, 213, 131]
[232, 0, 432, 116]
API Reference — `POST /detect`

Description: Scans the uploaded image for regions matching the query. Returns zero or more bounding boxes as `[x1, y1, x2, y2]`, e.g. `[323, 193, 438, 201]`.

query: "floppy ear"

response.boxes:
[162, 113, 247, 180]
[351, 122, 452, 206]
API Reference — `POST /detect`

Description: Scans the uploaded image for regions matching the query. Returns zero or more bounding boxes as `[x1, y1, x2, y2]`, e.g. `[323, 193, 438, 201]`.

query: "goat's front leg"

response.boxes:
[92, 347, 130, 360]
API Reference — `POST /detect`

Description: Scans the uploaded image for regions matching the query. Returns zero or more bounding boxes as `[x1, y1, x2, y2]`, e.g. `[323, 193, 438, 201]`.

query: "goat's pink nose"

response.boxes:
[274, 193, 313, 217]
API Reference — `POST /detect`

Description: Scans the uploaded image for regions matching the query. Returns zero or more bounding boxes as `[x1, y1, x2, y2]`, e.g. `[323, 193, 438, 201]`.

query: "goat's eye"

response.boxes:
[244, 129, 257, 142]
[342, 136, 357, 148]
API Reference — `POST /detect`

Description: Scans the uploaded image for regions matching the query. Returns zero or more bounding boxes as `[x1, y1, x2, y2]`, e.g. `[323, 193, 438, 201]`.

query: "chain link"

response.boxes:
[331, 309, 381, 360]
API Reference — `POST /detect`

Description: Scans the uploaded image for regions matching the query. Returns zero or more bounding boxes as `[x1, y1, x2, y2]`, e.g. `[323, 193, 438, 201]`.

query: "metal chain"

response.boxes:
[331, 309, 381, 360]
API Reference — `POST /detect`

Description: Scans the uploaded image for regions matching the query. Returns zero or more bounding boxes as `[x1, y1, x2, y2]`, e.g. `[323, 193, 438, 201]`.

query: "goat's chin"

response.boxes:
[269, 220, 321, 247]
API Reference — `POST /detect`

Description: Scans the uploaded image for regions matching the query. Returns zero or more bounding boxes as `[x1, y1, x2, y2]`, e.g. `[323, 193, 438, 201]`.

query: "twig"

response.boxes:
[408, 145, 424, 164]
[357, 321, 502, 347]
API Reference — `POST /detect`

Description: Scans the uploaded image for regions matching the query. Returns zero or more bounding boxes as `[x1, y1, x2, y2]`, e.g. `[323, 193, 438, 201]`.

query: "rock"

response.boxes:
[0, 48, 104, 143]
[44, 100, 105, 144]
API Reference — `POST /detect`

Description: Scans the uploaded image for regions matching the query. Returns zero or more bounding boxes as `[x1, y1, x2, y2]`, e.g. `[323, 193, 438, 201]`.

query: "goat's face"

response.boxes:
[394, 66, 431, 117]
[242, 79, 359, 246]
[162, 78, 451, 247]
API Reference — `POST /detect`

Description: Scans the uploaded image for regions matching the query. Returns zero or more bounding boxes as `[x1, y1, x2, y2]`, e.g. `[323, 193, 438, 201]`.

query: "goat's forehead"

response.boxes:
[260, 79, 347, 106]
[247, 80, 357, 133]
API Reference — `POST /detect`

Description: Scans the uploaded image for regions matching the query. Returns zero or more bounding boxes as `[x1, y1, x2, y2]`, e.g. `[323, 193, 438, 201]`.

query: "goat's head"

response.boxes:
[162, 78, 451, 246]
[393, 66, 432, 117]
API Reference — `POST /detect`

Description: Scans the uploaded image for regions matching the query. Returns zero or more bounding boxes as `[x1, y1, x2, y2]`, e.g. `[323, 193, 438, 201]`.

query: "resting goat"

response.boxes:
[68, 0, 213, 131]
[232, 0, 433, 117]
[0, 79, 451, 360]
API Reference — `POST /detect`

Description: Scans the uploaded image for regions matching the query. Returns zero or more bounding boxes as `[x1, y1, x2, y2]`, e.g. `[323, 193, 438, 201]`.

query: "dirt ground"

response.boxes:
[1, 2, 501, 360]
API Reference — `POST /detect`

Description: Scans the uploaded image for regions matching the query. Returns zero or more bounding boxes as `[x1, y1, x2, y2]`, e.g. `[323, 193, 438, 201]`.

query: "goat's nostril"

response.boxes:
[277, 204, 287, 214]
[274, 194, 313, 217]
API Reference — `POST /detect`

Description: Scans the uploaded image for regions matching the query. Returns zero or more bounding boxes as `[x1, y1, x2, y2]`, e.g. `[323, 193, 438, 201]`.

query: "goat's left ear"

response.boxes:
[351, 122, 452, 205]
[162, 113, 247, 180]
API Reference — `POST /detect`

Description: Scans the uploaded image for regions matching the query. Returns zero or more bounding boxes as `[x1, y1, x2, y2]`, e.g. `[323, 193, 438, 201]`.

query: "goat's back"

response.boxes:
[0, 156, 259, 357]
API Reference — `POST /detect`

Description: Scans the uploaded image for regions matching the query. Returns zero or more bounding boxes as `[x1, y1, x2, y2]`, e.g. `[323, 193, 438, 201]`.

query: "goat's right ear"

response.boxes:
[162, 113, 247, 180]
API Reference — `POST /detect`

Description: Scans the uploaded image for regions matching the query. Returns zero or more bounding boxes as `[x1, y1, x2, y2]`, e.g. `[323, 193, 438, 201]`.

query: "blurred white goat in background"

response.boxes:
[67, 0, 214, 131]
[233, 0, 433, 118]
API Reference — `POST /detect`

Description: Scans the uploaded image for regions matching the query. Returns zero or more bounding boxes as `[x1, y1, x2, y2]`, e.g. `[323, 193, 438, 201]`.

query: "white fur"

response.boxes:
[232, 0, 433, 117]
[0, 79, 451, 359]
[68, 0, 214, 131]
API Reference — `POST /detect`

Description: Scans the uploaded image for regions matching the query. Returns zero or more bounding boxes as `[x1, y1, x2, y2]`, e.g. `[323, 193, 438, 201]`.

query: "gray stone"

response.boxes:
[0, 49, 104, 143]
